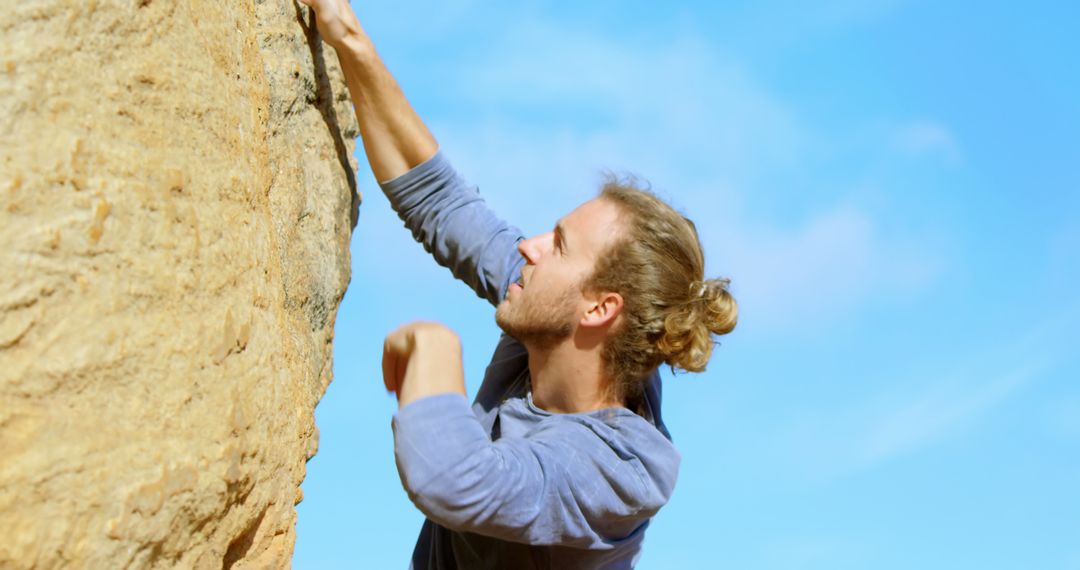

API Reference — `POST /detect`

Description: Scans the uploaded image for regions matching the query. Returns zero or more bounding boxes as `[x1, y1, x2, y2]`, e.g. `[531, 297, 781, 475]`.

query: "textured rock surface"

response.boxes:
[0, 0, 358, 567]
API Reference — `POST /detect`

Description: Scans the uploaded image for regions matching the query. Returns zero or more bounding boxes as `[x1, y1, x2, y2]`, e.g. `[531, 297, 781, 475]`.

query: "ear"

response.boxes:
[580, 291, 623, 329]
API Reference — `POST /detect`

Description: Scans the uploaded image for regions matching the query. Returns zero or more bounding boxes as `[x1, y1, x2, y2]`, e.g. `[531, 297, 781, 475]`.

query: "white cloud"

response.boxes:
[707, 204, 940, 332]
[356, 16, 949, 334]
[434, 22, 804, 214]
[759, 534, 874, 569]
[768, 306, 1080, 480]
[420, 20, 945, 332]
[356, 0, 485, 38]
[1047, 397, 1080, 441]
[854, 364, 1034, 465]
[778, 0, 911, 32]
[892, 120, 962, 162]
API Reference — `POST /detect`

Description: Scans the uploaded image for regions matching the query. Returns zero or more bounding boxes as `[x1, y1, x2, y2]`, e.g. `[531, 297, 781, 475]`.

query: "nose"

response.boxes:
[517, 231, 553, 265]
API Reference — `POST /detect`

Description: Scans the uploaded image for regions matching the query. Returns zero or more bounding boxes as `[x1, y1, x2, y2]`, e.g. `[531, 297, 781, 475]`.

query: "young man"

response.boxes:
[299, 1, 738, 567]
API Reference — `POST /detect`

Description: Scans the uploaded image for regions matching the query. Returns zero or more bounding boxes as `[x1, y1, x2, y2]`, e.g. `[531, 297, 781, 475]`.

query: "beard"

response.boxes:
[495, 284, 577, 350]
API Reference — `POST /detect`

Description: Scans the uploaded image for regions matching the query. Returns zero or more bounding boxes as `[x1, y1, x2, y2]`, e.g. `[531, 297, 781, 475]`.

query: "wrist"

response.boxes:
[334, 29, 376, 60]
[414, 325, 461, 354]
[397, 326, 464, 407]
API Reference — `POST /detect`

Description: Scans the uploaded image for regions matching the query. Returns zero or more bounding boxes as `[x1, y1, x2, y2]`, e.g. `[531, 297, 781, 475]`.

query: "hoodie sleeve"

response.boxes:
[379, 151, 526, 307]
[392, 393, 680, 549]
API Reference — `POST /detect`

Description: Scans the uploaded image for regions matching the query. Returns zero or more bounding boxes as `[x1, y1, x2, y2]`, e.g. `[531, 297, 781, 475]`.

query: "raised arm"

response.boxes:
[302, 0, 524, 305]
[300, 0, 437, 182]
[379, 152, 524, 306]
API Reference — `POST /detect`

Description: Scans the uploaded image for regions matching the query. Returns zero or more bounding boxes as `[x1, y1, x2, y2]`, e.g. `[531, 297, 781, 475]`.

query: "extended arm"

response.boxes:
[301, 0, 523, 305]
[300, 0, 437, 182]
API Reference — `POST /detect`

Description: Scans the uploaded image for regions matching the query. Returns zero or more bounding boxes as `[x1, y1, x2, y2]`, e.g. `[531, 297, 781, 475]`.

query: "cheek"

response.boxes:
[533, 272, 565, 294]
[530, 262, 585, 295]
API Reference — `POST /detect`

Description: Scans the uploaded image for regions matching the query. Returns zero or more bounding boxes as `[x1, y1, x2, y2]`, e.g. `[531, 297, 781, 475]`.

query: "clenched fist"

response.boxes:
[382, 322, 466, 407]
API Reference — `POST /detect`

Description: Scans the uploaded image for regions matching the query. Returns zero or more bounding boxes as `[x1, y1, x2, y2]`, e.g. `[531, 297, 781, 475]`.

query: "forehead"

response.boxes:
[560, 198, 623, 257]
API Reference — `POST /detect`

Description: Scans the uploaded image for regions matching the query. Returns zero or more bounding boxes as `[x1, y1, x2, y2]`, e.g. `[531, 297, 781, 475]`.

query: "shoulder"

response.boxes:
[523, 402, 681, 515]
[528, 399, 679, 462]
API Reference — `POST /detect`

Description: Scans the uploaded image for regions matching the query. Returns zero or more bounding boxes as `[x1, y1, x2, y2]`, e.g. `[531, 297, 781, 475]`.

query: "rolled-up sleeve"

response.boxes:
[392, 394, 674, 549]
[379, 151, 525, 306]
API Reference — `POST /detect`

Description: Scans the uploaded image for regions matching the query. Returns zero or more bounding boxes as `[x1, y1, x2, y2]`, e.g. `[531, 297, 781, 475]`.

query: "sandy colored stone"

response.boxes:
[0, 0, 359, 567]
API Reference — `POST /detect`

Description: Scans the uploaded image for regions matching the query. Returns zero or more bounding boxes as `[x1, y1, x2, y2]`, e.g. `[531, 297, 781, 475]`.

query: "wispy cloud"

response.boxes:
[892, 120, 962, 162]
[770, 305, 1080, 480]
[854, 363, 1035, 466]
[1067, 549, 1080, 570]
[709, 204, 940, 332]
[418, 18, 945, 333]
[1047, 397, 1080, 441]
[434, 19, 804, 200]
[758, 534, 874, 569]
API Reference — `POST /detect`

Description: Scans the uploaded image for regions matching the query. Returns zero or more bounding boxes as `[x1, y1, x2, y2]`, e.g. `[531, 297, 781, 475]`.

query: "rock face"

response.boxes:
[0, 0, 359, 567]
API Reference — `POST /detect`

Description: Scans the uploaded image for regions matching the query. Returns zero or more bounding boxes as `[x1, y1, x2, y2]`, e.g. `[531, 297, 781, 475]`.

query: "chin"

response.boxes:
[494, 301, 514, 331]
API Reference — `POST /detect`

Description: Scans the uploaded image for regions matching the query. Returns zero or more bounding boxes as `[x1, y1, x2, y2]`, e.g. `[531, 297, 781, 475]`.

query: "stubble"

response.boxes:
[495, 285, 577, 350]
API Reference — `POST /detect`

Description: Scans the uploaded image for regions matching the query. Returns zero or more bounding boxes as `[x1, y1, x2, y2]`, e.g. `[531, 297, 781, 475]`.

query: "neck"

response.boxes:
[525, 337, 621, 414]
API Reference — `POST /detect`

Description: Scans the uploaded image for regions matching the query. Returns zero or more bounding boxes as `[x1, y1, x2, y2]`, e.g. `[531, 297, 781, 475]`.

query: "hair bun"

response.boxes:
[657, 276, 738, 373]
[701, 278, 737, 335]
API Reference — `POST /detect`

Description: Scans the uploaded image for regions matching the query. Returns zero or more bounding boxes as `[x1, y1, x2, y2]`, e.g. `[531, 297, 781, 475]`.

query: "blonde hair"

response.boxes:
[586, 177, 738, 405]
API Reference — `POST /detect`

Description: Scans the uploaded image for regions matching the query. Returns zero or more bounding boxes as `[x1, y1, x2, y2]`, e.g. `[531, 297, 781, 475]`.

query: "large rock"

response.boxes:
[0, 0, 359, 567]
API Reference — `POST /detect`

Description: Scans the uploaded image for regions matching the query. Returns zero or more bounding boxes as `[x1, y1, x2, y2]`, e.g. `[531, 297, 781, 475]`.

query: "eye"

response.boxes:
[553, 231, 563, 254]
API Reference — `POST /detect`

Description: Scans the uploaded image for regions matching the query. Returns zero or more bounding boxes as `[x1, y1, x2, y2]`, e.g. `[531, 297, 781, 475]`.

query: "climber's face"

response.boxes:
[495, 198, 624, 347]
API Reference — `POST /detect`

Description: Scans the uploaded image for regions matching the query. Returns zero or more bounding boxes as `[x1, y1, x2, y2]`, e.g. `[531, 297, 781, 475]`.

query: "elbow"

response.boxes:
[392, 396, 503, 530]
[407, 485, 469, 530]
[401, 450, 512, 532]
[406, 479, 485, 532]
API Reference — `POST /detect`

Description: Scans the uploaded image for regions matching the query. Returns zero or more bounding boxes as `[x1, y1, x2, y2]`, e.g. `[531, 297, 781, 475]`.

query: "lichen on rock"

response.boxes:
[0, 0, 359, 567]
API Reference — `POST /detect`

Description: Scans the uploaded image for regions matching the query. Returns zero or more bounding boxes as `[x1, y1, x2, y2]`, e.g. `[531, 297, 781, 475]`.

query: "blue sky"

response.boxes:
[294, 1, 1080, 568]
